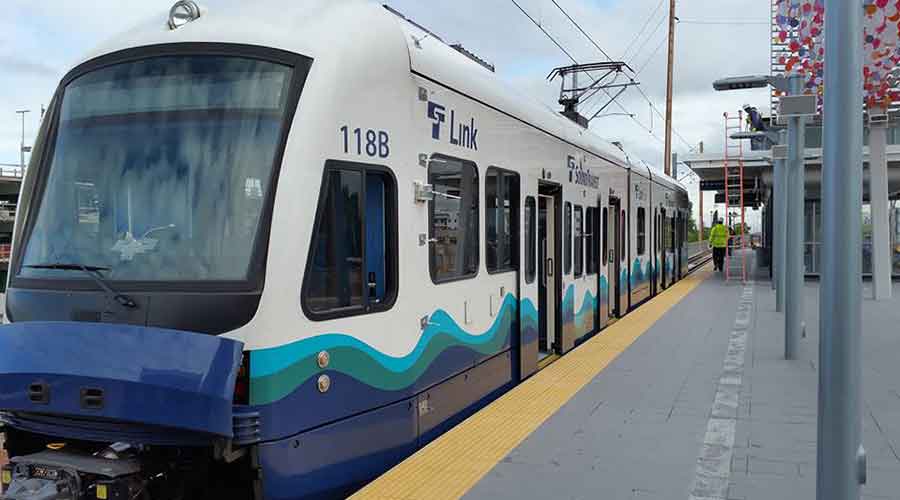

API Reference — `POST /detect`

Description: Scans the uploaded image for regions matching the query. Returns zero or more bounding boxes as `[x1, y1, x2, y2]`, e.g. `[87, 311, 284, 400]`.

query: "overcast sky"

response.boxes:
[0, 0, 771, 228]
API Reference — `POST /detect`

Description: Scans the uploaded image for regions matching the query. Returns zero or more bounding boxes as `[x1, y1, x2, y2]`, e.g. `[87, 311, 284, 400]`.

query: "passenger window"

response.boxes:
[586, 207, 596, 275]
[486, 167, 520, 273]
[564, 202, 572, 274]
[525, 196, 536, 284]
[637, 207, 646, 256]
[574, 205, 584, 278]
[429, 155, 479, 282]
[602, 207, 608, 264]
[302, 161, 397, 320]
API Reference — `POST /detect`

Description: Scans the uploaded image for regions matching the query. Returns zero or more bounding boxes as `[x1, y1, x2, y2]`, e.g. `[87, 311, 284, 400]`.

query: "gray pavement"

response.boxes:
[465, 258, 900, 500]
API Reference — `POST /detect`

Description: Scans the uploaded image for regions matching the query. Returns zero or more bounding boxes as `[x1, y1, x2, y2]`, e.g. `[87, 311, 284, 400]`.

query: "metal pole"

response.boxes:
[869, 119, 892, 300]
[785, 77, 806, 360]
[663, 0, 676, 176]
[818, 0, 864, 497]
[774, 130, 787, 312]
[15, 110, 29, 170]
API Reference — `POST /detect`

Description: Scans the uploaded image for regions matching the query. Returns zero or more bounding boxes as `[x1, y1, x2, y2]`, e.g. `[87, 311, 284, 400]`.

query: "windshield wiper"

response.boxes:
[24, 263, 138, 309]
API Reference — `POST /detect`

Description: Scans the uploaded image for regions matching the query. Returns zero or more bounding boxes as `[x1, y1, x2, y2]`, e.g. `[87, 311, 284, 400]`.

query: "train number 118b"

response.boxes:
[341, 126, 390, 159]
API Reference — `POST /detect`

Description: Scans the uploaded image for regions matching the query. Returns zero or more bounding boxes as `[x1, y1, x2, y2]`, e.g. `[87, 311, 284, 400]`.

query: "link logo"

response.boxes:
[427, 101, 478, 150]
[568, 155, 599, 189]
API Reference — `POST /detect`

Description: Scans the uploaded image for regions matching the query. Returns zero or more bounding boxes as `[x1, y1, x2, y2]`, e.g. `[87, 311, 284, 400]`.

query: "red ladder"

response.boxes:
[723, 111, 747, 282]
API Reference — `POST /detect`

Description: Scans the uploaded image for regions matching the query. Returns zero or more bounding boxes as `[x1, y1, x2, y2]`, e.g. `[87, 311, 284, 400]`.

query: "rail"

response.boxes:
[688, 240, 710, 260]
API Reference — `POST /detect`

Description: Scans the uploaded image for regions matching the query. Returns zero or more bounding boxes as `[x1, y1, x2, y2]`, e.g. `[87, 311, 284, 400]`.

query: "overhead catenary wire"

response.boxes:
[620, 0, 666, 61]
[634, 34, 668, 76]
[626, 13, 668, 65]
[678, 19, 769, 25]
[543, 0, 695, 153]
[548, 0, 615, 62]
[508, 0, 580, 63]
[507, 0, 660, 141]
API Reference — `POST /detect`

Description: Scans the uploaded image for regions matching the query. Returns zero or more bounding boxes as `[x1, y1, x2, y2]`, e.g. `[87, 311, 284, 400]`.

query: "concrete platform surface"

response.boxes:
[463, 269, 900, 499]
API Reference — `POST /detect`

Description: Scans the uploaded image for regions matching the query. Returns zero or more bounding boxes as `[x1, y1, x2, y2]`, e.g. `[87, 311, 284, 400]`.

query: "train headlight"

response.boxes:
[168, 0, 202, 30]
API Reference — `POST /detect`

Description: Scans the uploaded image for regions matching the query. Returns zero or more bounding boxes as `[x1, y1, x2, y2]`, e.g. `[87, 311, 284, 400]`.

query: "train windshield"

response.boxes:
[18, 55, 294, 282]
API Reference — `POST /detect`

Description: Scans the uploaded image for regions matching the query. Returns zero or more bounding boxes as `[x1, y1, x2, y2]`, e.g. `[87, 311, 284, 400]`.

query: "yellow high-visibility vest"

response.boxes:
[710, 224, 729, 248]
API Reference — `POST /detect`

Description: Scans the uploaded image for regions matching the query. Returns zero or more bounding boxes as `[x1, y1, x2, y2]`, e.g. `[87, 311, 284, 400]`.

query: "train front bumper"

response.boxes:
[0, 322, 243, 444]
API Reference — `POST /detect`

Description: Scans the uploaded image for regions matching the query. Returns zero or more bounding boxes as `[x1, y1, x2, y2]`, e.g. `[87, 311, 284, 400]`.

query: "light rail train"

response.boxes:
[0, 1, 689, 499]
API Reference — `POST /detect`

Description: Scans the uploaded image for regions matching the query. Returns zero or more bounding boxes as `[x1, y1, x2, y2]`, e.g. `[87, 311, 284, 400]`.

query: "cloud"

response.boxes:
[2, 0, 771, 226]
[0, 56, 59, 79]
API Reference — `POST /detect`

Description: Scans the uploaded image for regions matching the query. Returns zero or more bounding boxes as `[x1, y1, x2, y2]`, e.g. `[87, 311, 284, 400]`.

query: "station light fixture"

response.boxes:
[729, 131, 768, 140]
[713, 75, 790, 93]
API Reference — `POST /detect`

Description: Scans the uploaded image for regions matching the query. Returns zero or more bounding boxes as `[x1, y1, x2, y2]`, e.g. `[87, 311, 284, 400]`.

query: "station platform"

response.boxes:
[353, 254, 900, 500]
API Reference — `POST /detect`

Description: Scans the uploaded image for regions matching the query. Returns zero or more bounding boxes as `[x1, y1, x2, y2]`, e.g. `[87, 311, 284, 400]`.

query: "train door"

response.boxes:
[660, 209, 668, 289]
[597, 198, 608, 329]
[608, 196, 621, 318]
[652, 208, 659, 296]
[619, 205, 629, 314]
[537, 190, 560, 361]
[676, 211, 683, 281]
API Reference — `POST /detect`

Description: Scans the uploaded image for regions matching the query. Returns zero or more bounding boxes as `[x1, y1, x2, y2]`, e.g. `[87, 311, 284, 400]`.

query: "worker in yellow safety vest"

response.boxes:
[709, 220, 729, 272]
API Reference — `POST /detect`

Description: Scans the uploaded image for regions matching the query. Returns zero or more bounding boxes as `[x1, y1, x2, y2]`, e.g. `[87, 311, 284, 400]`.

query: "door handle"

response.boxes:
[547, 259, 554, 277]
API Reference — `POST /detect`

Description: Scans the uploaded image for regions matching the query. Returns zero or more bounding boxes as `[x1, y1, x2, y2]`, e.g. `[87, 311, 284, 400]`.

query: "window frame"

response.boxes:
[564, 201, 572, 275]
[485, 166, 520, 275]
[586, 207, 596, 275]
[602, 207, 609, 265]
[300, 159, 399, 322]
[637, 207, 647, 256]
[428, 154, 480, 284]
[10, 43, 313, 294]
[574, 204, 584, 278]
[525, 196, 537, 284]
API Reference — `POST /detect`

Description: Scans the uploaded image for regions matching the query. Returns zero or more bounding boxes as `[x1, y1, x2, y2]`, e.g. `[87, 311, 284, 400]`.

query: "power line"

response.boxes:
[678, 19, 769, 25]
[620, 0, 666, 61]
[634, 35, 667, 76]
[548, 0, 614, 62]
[509, 0, 579, 64]
[627, 13, 667, 65]
[634, 85, 695, 151]
[543, 0, 695, 153]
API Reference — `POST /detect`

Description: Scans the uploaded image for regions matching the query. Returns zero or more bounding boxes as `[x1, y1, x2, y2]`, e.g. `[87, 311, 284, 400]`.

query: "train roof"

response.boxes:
[73, 0, 685, 194]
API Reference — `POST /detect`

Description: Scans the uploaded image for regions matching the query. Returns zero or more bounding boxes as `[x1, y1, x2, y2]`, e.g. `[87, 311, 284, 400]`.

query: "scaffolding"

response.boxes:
[723, 111, 747, 282]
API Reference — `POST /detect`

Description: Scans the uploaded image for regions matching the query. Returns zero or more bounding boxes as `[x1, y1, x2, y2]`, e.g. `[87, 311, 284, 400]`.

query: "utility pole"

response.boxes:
[817, 0, 864, 497]
[15, 110, 30, 170]
[663, 0, 676, 176]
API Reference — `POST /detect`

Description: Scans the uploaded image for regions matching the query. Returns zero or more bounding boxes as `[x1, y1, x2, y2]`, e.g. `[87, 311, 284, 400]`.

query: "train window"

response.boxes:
[620, 210, 626, 261]
[302, 161, 398, 320]
[586, 207, 596, 275]
[525, 197, 536, 283]
[564, 202, 572, 275]
[574, 205, 584, 278]
[486, 167, 520, 273]
[637, 207, 646, 256]
[429, 155, 479, 283]
[602, 207, 608, 264]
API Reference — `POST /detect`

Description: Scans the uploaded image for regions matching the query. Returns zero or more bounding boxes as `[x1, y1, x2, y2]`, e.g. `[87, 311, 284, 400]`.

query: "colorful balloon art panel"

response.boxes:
[774, 0, 900, 110]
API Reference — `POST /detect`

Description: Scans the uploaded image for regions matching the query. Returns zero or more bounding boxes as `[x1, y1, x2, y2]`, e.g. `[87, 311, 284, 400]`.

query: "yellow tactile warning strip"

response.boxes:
[351, 264, 713, 500]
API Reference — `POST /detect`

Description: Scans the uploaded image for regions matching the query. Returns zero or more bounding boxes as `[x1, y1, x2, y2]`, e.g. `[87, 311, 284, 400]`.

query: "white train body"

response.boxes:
[0, 2, 690, 499]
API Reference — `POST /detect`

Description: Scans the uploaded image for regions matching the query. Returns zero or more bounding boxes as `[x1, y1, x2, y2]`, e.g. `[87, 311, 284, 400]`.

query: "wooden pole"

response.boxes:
[663, 0, 676, 176]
